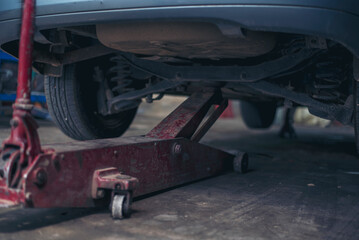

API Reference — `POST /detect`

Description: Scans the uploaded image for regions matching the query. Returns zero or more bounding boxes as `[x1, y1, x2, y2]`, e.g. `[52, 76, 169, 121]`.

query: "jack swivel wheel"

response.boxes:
[233, 152, 249, 174]
[111, 193, 132, 219]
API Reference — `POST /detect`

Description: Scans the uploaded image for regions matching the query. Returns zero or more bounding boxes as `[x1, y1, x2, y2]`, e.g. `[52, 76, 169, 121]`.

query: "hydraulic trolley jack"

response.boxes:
[0, 0, 248, 219]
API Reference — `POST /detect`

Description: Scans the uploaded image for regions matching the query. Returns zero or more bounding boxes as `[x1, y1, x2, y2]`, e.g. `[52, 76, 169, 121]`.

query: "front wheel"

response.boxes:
[45, 60, 137, 140]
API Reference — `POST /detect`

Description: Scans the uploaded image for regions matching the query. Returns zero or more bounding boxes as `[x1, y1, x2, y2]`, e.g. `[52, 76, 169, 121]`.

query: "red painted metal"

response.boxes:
[20, 137, 232, 208]
[16, 0, 35, 106]
[0, 89, 234, 209]
[0, 0, 42, 193]
[191, 99, 228, 142]
[92, 168, 138, 199]
[146, 90, 221, 140]
[0, 0, 43, 207]
[220, 100, 234, 118]
[0, 187, 25, 207]
[1, 111, 43, 186]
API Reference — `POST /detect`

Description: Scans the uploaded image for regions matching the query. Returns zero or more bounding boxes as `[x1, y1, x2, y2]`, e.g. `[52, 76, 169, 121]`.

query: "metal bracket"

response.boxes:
[92, 168, 138, 199]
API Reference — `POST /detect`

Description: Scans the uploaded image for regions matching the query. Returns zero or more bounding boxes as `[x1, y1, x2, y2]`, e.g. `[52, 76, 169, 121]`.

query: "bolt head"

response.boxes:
[53, 159, 61, 171]
[34, 168, 47, 188]
[97, 189, 105, 198]
[25, 192, 32, 201]
[173, 144, 182, 154]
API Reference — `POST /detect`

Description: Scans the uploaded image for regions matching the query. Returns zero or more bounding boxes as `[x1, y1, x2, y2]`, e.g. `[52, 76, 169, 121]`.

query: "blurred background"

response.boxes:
[0, 50, 49, 119]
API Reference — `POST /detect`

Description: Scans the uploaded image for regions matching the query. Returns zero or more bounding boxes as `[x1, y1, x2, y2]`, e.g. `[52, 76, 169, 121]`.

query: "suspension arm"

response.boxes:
[232, 81, 354, 125]
[119, 49, 316, 83]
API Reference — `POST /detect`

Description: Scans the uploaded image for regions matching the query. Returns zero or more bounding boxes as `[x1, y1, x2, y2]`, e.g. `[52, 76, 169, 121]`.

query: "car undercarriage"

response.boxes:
[4, 24, 355, 131]
[1, 2, 358, 149]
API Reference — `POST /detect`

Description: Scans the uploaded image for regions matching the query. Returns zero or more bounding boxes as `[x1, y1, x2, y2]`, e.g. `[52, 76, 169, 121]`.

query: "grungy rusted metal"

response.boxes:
[146, 90, 222, 140]
[0, 0, 43, 204]
[92, 168, 138, 199]
[16, 0, 35, 106]
[17, 137, 232, 208]
[0, 186, 26, 207]
[96, 22, 276, 59]
[190, 99, 228, 142]
[0, 89, 234, 209]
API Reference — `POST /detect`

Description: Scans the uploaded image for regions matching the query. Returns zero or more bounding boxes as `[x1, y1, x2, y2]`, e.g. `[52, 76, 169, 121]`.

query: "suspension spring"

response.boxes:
[311, 56, 349, 103]
[108, 55, 134, 94]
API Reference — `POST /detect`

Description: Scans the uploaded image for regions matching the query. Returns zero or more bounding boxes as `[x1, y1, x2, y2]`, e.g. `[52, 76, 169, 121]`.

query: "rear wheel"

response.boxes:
[240, 101, 277, 129]
[45, 60, 137, 140]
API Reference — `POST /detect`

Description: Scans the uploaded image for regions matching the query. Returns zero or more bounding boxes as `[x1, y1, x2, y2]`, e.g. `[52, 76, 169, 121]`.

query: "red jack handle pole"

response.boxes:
[16, 0, 36, 108]
[0, 0, 41, 190]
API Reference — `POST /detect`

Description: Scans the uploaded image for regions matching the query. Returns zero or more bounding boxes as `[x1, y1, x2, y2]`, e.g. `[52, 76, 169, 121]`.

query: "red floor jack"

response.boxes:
[0, 0, 248, 219]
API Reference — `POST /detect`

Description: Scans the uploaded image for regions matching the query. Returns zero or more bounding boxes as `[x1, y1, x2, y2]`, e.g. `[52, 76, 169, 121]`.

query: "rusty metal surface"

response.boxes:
[0, 188, 24, 208]
[91, 168, 138, 199]
[96, 22, 276, 59]
[0, 87, 232, 209]
[15, 0, 35, 105]
[19, 137, 232, 208]
[191, 99, 228, 142]
[0, 111, 43, 188]
[0, 0, 44, 206]
[146, 91, 220, 139]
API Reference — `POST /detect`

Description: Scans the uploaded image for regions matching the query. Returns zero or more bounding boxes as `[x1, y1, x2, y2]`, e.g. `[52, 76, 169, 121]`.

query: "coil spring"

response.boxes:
[311, 57, 347, 103]
[108, 55, 133, 94]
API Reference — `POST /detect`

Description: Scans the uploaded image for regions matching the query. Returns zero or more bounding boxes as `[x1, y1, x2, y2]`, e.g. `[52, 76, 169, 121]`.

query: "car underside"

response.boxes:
[1, 1, 359, 150]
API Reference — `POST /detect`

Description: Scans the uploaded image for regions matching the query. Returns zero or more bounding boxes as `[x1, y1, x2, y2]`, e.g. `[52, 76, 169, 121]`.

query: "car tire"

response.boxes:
[240, 101, 277, 129]
[44, 62, 137, 140]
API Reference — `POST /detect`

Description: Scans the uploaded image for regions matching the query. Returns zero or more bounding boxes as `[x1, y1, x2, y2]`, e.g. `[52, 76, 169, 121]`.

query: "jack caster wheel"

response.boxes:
[233, 152, 249, 174]
[111, 194, 131, 219]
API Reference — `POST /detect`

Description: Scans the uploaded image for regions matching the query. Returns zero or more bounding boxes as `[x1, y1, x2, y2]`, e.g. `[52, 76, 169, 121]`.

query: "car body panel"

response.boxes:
[1, 1, 359, 56]
[1, 0, 359, 21]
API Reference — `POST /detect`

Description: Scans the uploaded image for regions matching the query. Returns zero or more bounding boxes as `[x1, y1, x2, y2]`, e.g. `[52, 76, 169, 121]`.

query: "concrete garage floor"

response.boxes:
[0, 100, 359, 240]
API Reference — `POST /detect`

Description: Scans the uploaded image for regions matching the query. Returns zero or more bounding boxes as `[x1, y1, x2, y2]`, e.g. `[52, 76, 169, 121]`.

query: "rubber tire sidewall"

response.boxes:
[45, 62, 137, 140]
